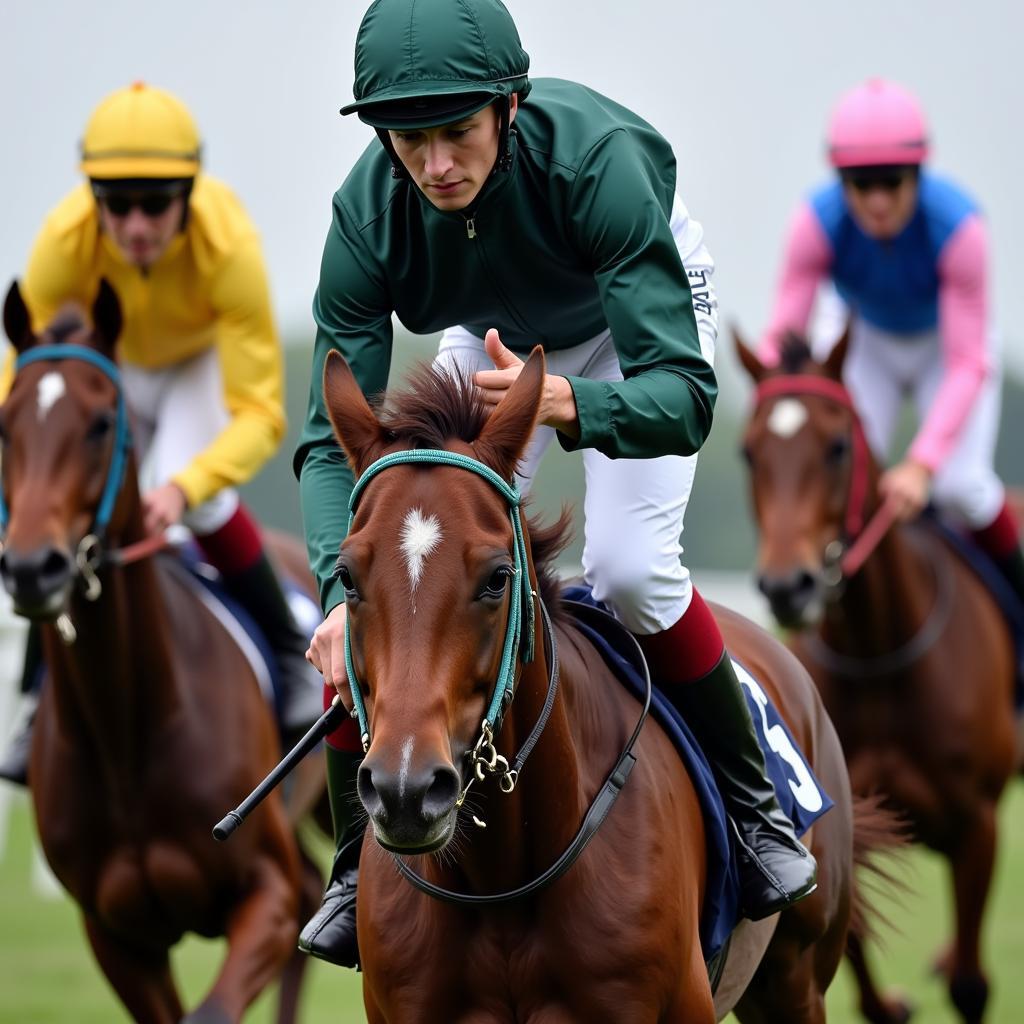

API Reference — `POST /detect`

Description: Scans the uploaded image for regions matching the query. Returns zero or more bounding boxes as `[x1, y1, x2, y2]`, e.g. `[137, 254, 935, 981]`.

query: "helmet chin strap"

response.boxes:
[375, 96, 515, 182]
[496, 95, 513, 173]
[374, 128, 410, 180]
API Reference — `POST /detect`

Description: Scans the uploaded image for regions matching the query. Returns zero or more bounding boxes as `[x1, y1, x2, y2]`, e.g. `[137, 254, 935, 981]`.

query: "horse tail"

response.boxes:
[848, 793, 911, 942]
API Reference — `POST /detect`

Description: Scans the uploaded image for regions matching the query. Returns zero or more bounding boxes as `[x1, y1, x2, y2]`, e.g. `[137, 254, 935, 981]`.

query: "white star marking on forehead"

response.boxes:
[400, 508, 442, 599]
[767, 398, 809, 439]
[36, 371, 67, 422]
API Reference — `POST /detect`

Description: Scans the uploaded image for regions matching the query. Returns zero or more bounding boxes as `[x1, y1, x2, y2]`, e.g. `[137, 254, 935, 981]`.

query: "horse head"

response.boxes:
[322, 347, 550, 854]
[0, 279, 128, 619]
[734, 324, 880, 628]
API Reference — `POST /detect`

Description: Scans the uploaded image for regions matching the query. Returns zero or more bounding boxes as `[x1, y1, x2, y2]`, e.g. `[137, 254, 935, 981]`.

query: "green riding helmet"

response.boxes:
[341, 0, 530, 175]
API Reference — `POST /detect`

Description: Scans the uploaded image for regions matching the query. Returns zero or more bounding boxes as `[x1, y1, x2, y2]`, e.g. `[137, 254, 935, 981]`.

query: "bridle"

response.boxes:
[343, 447, 651, 905]
[753, 374, 898, 583]
[0, 344, 169, 642]
[753, 373, 951, 676]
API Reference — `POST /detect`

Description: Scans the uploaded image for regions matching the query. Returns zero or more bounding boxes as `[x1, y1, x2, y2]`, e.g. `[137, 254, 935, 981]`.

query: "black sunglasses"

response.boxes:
[840, 167, 914, 194]
[99, 192, 183, 217]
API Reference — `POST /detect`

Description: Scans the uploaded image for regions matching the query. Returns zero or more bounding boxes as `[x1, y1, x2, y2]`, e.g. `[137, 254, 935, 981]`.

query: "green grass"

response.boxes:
[2, 785, 1024, 1022]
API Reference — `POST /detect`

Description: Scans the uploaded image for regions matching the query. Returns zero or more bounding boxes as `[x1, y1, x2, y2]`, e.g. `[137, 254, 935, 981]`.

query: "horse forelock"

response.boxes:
[777, 332, 814, 374]
[40, 304, 92, 346]
[379, 363, 488, 451]
[377, 362, 572, 615]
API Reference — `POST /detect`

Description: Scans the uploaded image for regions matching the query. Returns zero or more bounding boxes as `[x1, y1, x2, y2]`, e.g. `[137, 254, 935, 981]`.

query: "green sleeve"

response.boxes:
[294, 195, 394, 612]
[563, 130, 717, 458]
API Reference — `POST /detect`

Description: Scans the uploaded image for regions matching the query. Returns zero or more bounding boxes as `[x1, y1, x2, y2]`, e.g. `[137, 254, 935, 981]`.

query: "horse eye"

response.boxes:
[739, 444, 754, 467]
[825, 437, 849, 465]
[479, 565, 513, 600]
[86, 412, 115, 442]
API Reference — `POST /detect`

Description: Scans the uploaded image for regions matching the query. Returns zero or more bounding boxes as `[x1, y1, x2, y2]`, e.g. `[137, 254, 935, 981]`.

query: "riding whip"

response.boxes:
[212, 694, 347, 841]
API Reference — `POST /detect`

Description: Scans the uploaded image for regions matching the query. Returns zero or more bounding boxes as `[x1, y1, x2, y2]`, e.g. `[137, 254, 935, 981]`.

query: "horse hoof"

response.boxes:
[863, 991, 914, 1024]
[180, 1003, 231, 1024]
[882, 991, 914, 1024]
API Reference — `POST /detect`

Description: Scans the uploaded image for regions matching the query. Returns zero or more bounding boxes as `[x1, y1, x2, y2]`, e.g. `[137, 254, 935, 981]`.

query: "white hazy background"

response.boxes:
[2, 0, 1021, 398]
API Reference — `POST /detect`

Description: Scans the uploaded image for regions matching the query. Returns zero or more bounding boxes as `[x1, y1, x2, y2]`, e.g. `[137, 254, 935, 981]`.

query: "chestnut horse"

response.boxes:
[320, 346, 870, 1023]
[735, 329, 1016, 1024]
[0, 281, 325, 1024]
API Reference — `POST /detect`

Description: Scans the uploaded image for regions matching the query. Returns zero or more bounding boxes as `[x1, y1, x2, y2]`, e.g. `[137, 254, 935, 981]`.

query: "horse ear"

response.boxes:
[732, 323, 766, 382]
[475, 346, 545, 478]
[323, 349, 387, 473]
[91, 279, 122, 353]
[822, 319, 852, 380]
[3, 281, 34, 353]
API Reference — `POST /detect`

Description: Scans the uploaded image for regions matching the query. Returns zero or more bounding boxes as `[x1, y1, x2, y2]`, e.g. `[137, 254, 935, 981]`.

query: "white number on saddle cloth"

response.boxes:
[731, 660, 824, 813]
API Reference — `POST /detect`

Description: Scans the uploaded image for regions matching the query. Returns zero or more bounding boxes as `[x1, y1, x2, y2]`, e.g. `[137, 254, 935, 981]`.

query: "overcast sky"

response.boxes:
[3, 1, 1020, 399]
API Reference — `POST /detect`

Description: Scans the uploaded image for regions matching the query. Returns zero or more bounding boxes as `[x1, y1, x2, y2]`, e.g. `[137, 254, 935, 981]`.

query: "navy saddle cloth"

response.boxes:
[561, 586, 833, 962]
[923, 513, 1024, 707]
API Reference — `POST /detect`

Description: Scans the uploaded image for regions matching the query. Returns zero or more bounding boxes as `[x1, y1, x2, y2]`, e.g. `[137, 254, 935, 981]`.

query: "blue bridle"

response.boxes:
[342, 448, 536, 753]
[0, 344, 132, 538]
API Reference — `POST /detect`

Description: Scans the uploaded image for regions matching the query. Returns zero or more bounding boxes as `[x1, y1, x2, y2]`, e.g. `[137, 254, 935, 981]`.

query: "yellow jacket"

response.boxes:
[15, 175, 285, 508]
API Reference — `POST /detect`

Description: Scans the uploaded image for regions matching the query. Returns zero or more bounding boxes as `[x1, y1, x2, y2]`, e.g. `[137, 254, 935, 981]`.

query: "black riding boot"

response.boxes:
[220, 553, 323, 739]
[298, 745, 364, 967]
[669, 652, 818, 920]
[0, 622, 43, 787]
[991, 546, 1024, 608]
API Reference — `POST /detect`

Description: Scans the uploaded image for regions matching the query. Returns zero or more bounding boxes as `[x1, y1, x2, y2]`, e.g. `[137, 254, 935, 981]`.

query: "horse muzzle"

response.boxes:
[0, 542, 74, 619]
[357, 756, 462, 854]
[757, 566, 826, 629]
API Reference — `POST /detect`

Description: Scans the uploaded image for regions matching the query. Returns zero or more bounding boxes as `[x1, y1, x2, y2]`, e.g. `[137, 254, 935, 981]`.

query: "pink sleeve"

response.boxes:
[757, 202, 833, 365]
[909, 214, 992, 471]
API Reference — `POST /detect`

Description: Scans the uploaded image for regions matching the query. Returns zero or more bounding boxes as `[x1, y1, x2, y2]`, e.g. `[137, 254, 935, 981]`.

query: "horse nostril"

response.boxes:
[0, 544, 73, 601]
[793, 569, 817, 602]
[758, 568, 820, 625]
[422, 765, 460, 819]
[40, 549, 72, 588]
[357, 761, 384, 819]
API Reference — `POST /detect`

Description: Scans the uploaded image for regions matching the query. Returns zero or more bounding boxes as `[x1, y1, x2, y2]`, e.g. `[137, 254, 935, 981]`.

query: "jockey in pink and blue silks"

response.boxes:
[759, 78, 1024, 601]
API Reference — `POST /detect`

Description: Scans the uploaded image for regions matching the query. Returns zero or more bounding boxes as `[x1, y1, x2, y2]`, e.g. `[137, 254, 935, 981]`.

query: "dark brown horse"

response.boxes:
[318, 346, 877, 1022]
[0, 281, 325, 1024]
[735, 329, 1017, 1024]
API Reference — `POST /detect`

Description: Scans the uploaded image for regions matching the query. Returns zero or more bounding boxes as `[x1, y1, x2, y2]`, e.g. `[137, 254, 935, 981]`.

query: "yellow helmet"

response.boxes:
[79, 82, 202, 180]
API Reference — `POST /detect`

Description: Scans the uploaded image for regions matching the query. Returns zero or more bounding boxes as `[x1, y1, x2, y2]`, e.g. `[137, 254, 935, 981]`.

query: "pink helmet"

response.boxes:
[827, 78, 929, 168]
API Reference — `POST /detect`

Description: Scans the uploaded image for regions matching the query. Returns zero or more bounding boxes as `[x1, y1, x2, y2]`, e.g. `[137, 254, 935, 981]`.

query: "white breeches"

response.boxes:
[810, 286, 1004, 529]
[435, 195, 718, 636]
[121, 349, 238, 535]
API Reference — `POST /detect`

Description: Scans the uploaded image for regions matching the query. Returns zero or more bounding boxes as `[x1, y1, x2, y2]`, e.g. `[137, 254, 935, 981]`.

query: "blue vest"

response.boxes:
[810, 171, 978, 334]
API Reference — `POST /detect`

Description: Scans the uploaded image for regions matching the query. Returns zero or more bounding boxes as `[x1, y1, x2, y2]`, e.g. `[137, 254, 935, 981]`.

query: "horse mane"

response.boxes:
[378, 362, 573, 613]
[777, 331, 814, 373]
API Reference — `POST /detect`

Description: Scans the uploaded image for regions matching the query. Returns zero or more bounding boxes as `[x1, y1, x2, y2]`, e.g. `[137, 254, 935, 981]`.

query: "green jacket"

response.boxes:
[296, 78, 718, 612]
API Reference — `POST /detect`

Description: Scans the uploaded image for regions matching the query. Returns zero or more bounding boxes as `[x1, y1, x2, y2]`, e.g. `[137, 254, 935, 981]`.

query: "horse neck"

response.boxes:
[824, 517, 935, 659]
[45, 479, 180, 795]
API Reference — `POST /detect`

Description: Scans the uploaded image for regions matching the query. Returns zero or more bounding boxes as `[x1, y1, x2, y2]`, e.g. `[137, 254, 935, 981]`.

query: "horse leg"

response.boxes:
[944, 803, 997, 1024]
[82, 916, 183, 1024]
[844, 932, 913, 1024]
[190, 857, 298, 1023]
[274, 843, 324, 1024]
[664, 953, 716, 1024]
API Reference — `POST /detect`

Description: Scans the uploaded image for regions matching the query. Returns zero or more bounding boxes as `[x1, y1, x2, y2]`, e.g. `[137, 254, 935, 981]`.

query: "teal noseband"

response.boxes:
[342, 448, 536, 752]
[0, 344, 131, 537]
